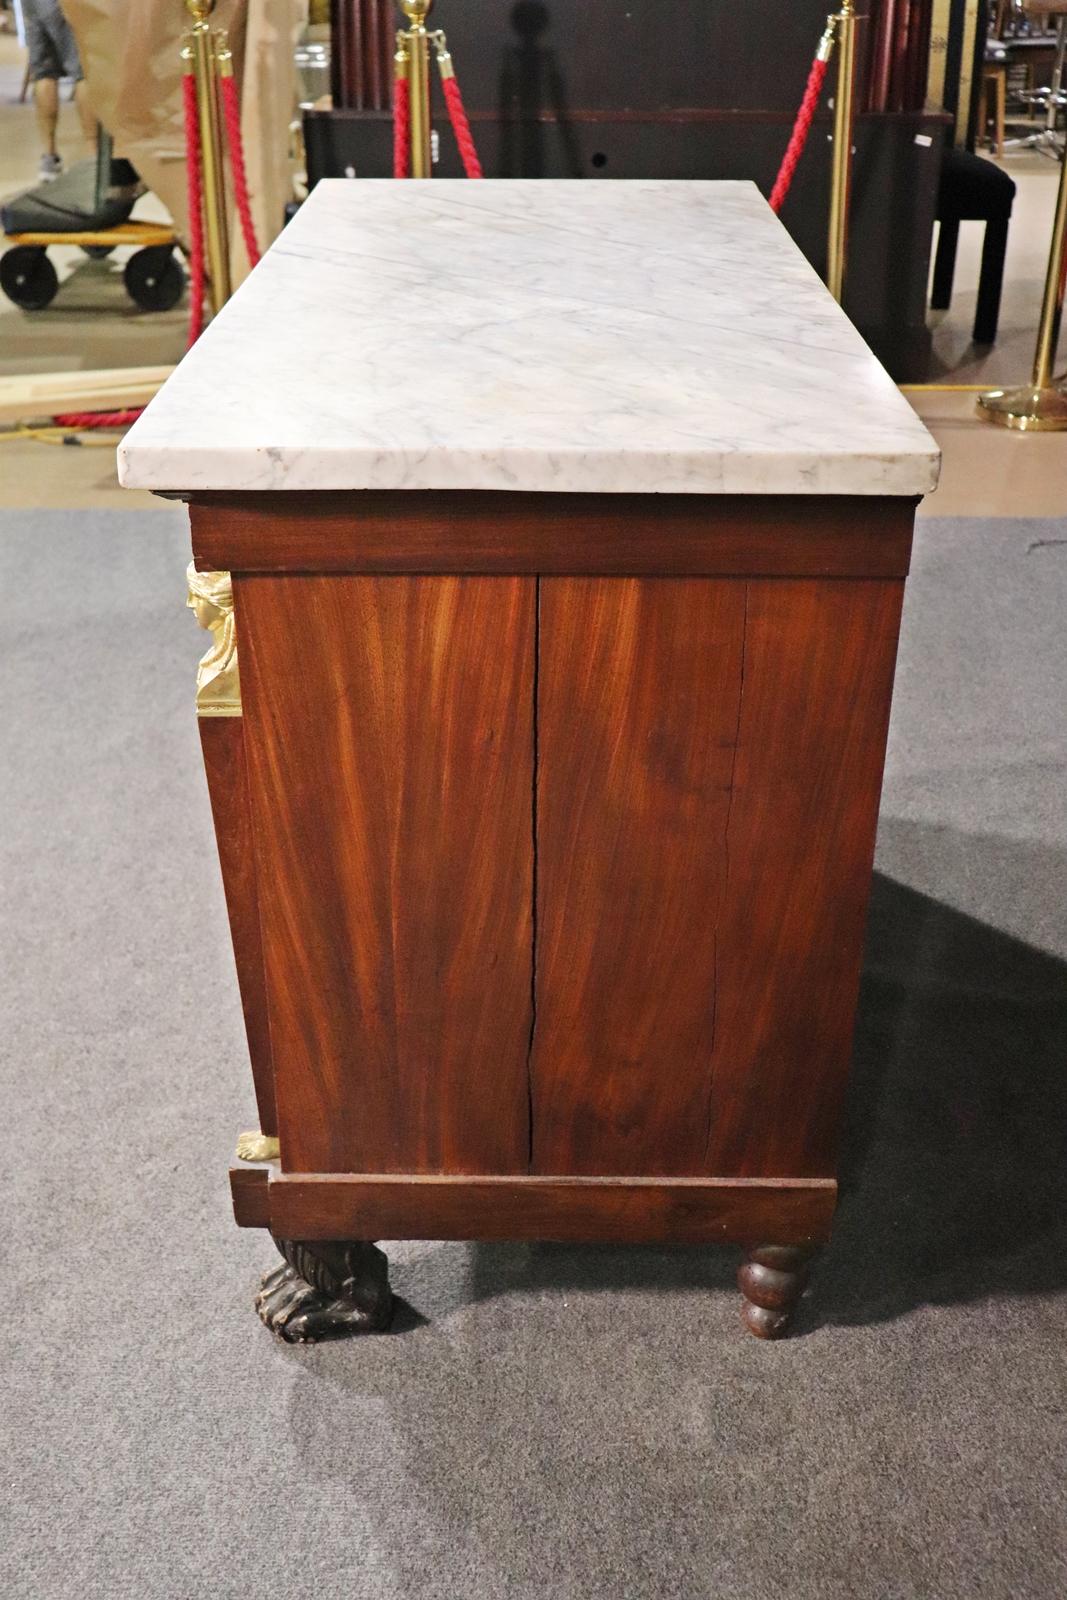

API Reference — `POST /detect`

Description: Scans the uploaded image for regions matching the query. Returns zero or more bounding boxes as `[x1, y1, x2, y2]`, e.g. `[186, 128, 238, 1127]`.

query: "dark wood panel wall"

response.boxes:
[310, 0, 944, 377]
[332, 0, 851, 115]
[330, 0, 394, 110]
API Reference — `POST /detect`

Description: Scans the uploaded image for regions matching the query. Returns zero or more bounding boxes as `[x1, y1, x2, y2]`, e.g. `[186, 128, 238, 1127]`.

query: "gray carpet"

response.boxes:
[2, 509, 1065, 1600]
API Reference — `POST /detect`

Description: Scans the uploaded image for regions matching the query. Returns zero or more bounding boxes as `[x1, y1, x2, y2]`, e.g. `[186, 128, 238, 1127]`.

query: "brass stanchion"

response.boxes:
[826, 0, 857, 303]
[978, 142, 1067, 429]
[394, 33, 410, 107]
[184, 0, 231, 311]
[398, 0, 434, 178]
[392, 2, 482, 179]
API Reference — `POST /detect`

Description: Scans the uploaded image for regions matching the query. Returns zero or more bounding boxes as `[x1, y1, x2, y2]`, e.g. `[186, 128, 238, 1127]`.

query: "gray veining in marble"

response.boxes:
[118, 180, 940, 497]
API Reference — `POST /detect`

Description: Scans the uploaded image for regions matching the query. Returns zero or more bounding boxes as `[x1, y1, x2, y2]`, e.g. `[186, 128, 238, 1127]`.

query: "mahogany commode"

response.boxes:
[120, 179, 940, 1341]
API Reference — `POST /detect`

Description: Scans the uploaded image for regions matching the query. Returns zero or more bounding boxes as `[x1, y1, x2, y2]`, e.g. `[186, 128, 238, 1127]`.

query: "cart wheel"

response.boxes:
[0, 246, 59, 310]
[124, 246, 184, 311]
[82, 245, 115, 260]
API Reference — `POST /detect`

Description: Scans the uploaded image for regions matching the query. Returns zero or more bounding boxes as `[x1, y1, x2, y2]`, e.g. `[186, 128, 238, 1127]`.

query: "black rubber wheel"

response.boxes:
[123, 245, 184, 311]
[0, 246, 59, 310]
[82, 244, 115, 260]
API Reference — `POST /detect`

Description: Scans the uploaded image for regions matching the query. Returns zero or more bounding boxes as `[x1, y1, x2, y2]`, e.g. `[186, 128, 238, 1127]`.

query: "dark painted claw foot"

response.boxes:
[738, 1244, 813, 1340]
[255, 1237, 393, 1343]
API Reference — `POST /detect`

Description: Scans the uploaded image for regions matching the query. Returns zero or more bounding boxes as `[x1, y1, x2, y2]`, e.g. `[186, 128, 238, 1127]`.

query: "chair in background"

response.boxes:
[1004, 0, 1067, 157]
[930, 148, 1016, 345]
[978, 63, 1008, 156]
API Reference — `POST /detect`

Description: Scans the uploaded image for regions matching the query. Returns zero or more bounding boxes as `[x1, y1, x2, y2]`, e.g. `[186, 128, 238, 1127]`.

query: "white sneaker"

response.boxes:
[39, 154, 63, 182]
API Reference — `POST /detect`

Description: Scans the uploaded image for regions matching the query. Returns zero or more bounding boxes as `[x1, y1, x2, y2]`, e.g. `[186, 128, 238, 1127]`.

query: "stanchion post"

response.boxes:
[978, 122, 1067, 429]
[826, 0, 857, 304]
[184, 0, 231, 312]
[399, 0, 434, 178]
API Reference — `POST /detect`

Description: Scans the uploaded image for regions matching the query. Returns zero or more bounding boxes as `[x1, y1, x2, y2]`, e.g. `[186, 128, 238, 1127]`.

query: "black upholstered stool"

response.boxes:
[931, 148, 1016, 345]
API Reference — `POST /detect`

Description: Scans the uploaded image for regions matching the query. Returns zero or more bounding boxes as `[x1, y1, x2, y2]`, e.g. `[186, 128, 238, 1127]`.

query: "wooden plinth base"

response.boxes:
[236, 1172, 826, 1341]
[232, 1166, 835, 1249]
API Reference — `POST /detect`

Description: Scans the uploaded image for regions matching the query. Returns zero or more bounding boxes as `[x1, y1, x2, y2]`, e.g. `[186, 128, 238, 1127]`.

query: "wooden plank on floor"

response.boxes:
[0, 365, 173, 424]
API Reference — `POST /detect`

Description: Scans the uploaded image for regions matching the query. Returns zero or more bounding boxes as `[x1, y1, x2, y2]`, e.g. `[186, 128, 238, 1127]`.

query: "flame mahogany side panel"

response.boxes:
[195, 490, 914, 1249]
[235, 572, 536, 1177]
[198, 716, 277, 1138]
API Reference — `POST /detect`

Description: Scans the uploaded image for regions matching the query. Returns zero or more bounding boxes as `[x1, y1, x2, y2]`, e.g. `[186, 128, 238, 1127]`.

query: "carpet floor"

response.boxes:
[2, 510, 1065, 1600]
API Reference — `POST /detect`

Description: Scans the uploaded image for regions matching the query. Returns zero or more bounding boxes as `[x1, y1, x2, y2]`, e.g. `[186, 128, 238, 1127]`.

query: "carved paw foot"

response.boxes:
[738, 1244, 813, 1340]
[255, 1237, 393, 1343]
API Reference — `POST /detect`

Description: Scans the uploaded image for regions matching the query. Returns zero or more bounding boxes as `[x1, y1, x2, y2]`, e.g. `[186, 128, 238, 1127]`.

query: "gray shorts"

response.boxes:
[23, 0, 83, 82]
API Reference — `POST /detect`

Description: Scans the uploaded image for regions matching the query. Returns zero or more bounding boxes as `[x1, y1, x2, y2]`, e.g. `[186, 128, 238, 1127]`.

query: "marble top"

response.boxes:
[118, 180, 939, 497]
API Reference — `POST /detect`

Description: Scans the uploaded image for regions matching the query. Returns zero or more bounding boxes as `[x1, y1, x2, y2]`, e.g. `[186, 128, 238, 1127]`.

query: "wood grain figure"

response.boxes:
[532, 576, 745, 1175]
[236, 573, 535, 1176]
[199, 716, 277, 1136]
[706, 578, 905, 1177]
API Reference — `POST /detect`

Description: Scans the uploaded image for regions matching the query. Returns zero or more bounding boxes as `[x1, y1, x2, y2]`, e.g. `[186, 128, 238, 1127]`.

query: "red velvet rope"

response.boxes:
[441, 74, 482, 179]
[769, 55, 829, 214]
[393, 74, 410, 178]
[220, 72, 261, 267]
[50, 75, 208, 430]
[52, 409, 147, 428]
[182, 68, 207, 347]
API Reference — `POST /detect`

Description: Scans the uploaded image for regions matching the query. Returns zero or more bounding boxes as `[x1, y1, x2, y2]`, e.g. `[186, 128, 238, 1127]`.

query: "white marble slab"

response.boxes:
[118, 180, 939, 497]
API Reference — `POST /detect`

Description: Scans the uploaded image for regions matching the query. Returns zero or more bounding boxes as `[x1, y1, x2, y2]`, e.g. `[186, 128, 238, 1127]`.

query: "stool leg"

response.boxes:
[978, 79, 989, 148]
[931, 217, 960, 312]
[974, 214, 1009, 345]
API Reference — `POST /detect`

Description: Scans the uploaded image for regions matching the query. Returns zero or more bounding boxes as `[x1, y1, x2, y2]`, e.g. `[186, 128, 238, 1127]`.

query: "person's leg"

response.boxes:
[29, 1, 95, 168]
[23, 1, 64, 174]
[32, 75, 60, 158]
[72, 79, 97, 149]
[51, 0, 95, 151]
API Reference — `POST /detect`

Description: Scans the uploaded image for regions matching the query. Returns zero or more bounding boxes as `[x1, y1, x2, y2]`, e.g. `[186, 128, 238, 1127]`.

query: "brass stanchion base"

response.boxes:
[977, 384, 1067, 431]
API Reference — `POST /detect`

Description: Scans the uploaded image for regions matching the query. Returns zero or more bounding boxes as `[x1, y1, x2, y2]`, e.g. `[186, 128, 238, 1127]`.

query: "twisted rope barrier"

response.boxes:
[392, 26, 483, 179]
[220, 72, 261, 268]
[769, 54, 831, 214]
[769, 17, 838, 215]
[54, 41, 265, 431]
[440, 72, 482, 179]
[393, 70, 411, 177]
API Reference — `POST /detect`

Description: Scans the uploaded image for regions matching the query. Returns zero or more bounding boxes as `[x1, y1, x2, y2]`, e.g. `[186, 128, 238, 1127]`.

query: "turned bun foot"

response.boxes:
[738, 1245, 813, 1340]
[256, 1236, 393, 1343]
